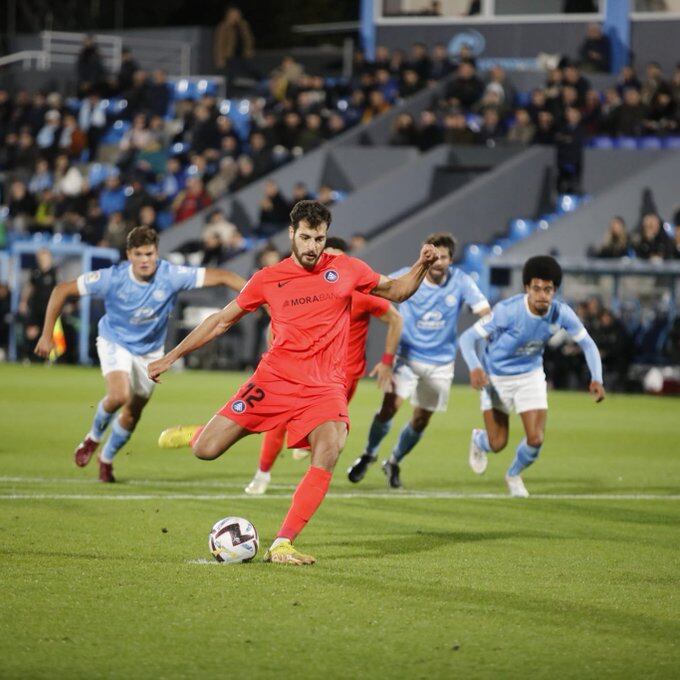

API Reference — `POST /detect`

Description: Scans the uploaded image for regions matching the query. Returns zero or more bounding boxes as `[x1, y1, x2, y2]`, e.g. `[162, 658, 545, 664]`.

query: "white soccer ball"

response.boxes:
[208, 516, 259, 564]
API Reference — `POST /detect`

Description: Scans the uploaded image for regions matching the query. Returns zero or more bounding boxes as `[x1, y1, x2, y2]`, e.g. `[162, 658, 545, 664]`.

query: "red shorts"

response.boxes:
[219, 369, 350, 449]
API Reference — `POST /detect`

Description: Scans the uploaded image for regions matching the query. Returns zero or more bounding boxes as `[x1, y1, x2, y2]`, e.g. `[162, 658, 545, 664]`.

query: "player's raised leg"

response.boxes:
[469, 407, 509, 475]
[347, 392, 401, 483]
[245, 423, 287, 495]
[191, 414, 252, 460]
[383, 406, 433, 489]
[265, 420, 347, 565]
[75, 371, 130, 468]
[505, 409, 547, 497]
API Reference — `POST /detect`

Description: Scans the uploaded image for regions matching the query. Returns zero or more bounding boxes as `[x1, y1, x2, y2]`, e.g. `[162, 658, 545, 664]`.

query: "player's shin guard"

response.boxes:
[507, 437, 541, 476]
[100, 418, 133, 463]
[390, 423, 422, 463]
[259, 423, 287, 472]
[277, 466, 332, 541]
[365, 413, 392, 456]
[88, 399, 116, 442]
[474, 429, 491, 453]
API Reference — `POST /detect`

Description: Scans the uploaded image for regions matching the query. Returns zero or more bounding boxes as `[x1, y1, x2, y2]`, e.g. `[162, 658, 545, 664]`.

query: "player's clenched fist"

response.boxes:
[34, 334, 54, 358]
[418, 243, 439, 267]
[589, 381, 606, 403]
[148, 356, 173, 383]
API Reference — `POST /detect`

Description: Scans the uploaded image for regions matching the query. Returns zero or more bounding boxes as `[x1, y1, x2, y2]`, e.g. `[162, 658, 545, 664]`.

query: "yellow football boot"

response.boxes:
[157, 425, 201, 449]
[263, 540, 316, 565]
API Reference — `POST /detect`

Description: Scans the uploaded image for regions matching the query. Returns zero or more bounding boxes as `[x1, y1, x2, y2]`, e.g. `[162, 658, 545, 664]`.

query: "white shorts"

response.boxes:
[96, 337, 164, 399]
[393, 356, 454, 412]
[480, 368, 548, 414]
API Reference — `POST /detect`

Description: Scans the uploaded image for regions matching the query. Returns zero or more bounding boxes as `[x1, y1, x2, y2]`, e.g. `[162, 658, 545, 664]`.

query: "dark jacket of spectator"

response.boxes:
[446, 65, 484, 110]
[632, 217, 673, 260]
[579, 27, 611, 73]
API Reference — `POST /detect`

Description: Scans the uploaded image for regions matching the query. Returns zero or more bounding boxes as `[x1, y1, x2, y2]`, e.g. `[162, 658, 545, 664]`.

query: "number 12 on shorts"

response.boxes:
[241, 383, 266, 408]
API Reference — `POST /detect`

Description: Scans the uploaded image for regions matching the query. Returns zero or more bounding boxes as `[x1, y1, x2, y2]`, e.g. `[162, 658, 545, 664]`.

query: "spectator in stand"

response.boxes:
[231, 155, 256, 192]
[398, 69, 423, 98]
[172, 176, 212, 223]
[526, 88, 548, 125]
[298, 113, 324, 152]
[14, 130, 39, 173]
[138, 204, 159, 230]
[446, 61, 484, 111]
[406, 43, 432, 83]
[78, 90, 107, 161]
[33, 188, 57, 234]
[205, 157, 236, 199]
[117, 47, 140, 94]
[389, 49, 407, 78]
[18, 248, 57, 358]
[118, 113, 152, 171]
[581, 89, 604, 135]
[641, 61, 668, 106]
[643, 88, 678, 135]
[443, 111, 476, 145]
[99, 173, 126, 217]
[82, 198, 107, 245]
[257, 180, 289, 237]
[76, 36, 107, 97]
[8, 180, 36, 233]
[417, 109, 444, 151]
[579, 23, 611, 73]
[534, 110, 557, 144]
[611, 88, 648, 136]
[316, 184, 335, 207]
[429, 43, 455, 83]
[102, 211, 128, 252]
[633, 213, 673, 261]
[124, 69, 153, 118]
[616, 66, 642, 96]
[507, 108, 536, 145]
[562, 63, 591, 107]
[390, 113, 419, 146]
[591, 308, 631, 391]
[476, 107, 504, 146]
[291, 181, 313, 204]
[214, 6, 256, 96]
[555, 107, 585, 193]
[248, 131, 274, 177]
[191, 104, 221, 154]
[58, 113, 87, 159]
[485, 66, 516, 112]
[362, 90, 391, 123]
[590, 216, 630, 258]
[375, 68, 400, 103]
[36, 110, 63, 161]
[147, 70, 172, 118]
[28, 158, 53, 195]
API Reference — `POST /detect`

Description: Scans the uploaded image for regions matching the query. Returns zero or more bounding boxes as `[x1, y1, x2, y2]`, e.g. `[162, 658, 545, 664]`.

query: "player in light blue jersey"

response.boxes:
[35, 226, 245, 482]
[458, 255, 605, 497]
[347, 233, 490, 488]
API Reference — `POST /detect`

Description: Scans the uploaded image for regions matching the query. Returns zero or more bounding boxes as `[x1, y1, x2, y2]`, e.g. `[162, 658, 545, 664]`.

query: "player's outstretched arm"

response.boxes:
[371, 244, 438, 302]
[576, 333, 606, 403]
[34, 280, 80, 357]
[148, 300, 248, 383]
[203, 268, 247, 293]
[369, 305, 403, 392]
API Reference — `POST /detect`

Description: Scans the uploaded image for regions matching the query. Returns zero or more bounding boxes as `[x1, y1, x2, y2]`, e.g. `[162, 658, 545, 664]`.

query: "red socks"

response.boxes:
[277, 466, 332, 541]
[259, 423, 287, 472]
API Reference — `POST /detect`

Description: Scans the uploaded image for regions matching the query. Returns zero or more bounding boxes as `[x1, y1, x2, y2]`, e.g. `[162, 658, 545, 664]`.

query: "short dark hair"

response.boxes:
[289, 200, 331, 231]
[127, 226, 159, 250]
[425, 232, 456, 259]
[324, 236, 349, 252]
[522, 255, 562, 288]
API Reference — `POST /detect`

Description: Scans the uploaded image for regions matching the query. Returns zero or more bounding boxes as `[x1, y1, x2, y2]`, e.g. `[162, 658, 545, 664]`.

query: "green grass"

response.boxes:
[0, 363, 678, 679]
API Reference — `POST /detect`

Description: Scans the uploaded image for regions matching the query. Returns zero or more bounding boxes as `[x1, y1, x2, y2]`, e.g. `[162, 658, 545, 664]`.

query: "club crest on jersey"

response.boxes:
[445, 294, 457, 307]
[324, 269, 339, 283]
[152, 289, 166, 301]
[231, 400, 247, 413]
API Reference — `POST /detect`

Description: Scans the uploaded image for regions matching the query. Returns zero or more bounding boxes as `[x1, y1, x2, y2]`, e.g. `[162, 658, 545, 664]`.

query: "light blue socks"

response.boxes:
[507, 437, 541, 476]
[100, 418, 133, 463]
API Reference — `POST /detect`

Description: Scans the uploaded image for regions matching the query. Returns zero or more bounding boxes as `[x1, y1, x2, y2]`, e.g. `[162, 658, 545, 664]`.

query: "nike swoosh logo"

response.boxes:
[277, 281, 291, 288]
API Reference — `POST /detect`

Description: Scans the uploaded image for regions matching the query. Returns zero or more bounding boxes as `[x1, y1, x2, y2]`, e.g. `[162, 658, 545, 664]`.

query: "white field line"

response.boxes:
[0, 476, 296, 490]
[0, 492, 679, 501]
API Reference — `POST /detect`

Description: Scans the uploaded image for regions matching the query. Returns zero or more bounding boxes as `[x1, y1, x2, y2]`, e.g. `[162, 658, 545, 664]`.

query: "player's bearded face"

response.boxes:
[526, 278, 555, 315]
[290, 220, 328, 270]
[127, 245, 159, 280]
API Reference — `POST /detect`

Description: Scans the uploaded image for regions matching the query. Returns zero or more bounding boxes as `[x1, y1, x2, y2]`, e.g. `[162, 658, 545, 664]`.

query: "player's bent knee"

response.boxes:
[192, 440, 223, 461]
[527, 433, 544, 449]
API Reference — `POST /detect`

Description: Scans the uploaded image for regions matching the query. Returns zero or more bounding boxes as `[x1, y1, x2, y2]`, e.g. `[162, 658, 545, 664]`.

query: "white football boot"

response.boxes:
[244, 469, 271, 495]
[468, 429, 488, 475]
[505, 473, 530, 498]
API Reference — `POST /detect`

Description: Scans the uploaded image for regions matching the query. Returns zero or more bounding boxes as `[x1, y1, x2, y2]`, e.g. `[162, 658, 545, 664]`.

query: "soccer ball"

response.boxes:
[208, 516, 259, 564]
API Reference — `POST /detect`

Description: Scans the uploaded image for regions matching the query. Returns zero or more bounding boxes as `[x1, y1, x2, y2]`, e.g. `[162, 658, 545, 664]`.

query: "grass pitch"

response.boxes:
[1, 363, 678, 679]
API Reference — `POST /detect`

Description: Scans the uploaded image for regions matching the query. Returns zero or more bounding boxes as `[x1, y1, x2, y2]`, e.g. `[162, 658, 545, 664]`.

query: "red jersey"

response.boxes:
[236, 252, 380, 388]
[346, 291, 390, 381]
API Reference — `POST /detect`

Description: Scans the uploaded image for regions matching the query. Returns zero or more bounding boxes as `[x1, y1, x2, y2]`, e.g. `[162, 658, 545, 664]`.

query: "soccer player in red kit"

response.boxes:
[243, 236, 403, 495]
[148, 201, 437, 565]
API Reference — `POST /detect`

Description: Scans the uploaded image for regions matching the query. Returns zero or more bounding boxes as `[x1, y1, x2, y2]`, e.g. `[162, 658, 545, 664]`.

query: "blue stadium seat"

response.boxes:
[87, 163, 115, 188]
[614, 137, 638, 150]
[661, 136, 680, 149]
[462, 244, 490, 272]
[638, 137, 662, 150]
[556, 194, 581, 213]
[589, 136, 614, 149]
[101, 119, 131, 145]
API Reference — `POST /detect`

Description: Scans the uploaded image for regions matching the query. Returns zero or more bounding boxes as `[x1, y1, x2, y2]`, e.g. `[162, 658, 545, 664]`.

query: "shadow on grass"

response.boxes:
[319, 529, 549, 559]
